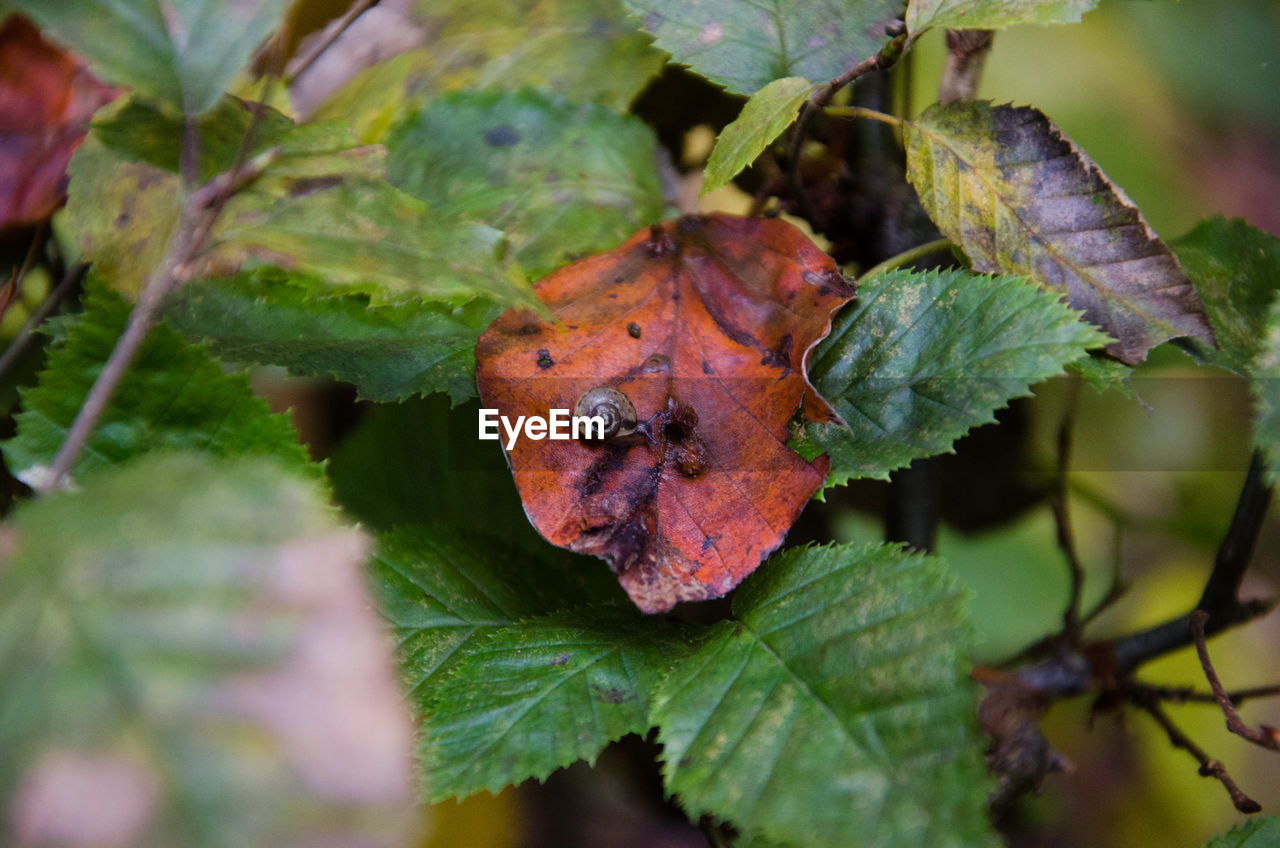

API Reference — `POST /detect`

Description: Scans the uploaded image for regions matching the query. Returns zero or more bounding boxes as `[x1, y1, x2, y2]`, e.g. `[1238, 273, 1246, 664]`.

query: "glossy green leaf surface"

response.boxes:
[653, 543, 996, 848]
[797, 268, 1105, 487]
[624, 0, 901, 95]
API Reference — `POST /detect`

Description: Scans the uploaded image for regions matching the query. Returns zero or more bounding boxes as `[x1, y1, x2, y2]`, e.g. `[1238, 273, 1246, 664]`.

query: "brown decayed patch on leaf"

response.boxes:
[905, 101, 1214, 364]
[475, 214, 854, 613]
[0, 15, 116, 230]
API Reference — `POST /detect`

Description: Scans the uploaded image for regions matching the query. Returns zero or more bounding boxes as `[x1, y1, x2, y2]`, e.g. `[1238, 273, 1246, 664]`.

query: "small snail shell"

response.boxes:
[574, 386, 638, 440]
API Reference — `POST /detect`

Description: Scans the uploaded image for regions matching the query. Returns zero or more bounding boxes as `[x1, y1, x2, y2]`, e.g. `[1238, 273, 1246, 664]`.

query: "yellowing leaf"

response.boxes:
[904, 101, 1213, 363]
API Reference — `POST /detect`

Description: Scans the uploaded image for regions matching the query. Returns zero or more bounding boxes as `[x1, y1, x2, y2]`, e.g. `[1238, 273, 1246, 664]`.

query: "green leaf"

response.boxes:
[1066, 352, 1134, 397]
[906, 0, 1099, 35]
[3, 279, 312, 487]
[1203, 816, 1280, 848]
[310, 0, 665, 144]
[220, 173, 544, 311]
[653, 543, 996, 848]
[370, 524, 621, 704]
[1171, 216, 1280, 375]
[0, 453, 408, 847]
[904, 100, 1214, 364]
[327, 396, 532, 537]
[1253, 299, 1280, 484]
[386, 88, 667, 280]
[9, 0, 287, 115]
[370, 525, 660, 797]
[625, 0, 901, 96]
[62, 136, 181, 298]
[91, 94, 296, 183]
[164, 268, 500, 404]
[702, 77, 812, 197]
[796, 268, 1106, 487]
[422, 605, 689, 799]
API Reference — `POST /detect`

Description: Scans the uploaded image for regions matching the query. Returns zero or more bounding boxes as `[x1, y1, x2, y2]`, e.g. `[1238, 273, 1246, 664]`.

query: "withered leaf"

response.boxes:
[0, 15, 116, 230]
[904, 100, 1214, 364]
[474, 214, 854, 613]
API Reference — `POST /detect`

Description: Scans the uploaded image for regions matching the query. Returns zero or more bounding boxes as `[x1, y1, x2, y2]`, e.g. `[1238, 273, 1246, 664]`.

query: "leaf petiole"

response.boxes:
[823, 105, 906, 129]
[857, 238, 953, 282]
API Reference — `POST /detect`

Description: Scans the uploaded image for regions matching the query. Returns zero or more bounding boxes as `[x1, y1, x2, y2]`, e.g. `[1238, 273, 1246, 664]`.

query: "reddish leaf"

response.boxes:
[475, 214, 854, 613]
[0, 15, 116, 230]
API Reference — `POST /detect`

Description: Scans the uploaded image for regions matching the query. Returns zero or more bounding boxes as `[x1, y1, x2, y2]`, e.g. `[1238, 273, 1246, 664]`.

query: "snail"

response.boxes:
[573, 386, 638, 440]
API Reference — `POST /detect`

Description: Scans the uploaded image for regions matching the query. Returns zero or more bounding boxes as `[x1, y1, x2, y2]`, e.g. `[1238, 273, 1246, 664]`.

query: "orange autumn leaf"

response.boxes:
[475, 214, 855, 613]
[0, 15, 117, 231]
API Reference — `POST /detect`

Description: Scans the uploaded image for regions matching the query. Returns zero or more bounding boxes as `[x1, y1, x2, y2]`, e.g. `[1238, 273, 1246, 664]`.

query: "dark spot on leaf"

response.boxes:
[576, 443, 629, 496]
[701, 361, 712, 375]
[590, 683, 633, 704]
[627, 322, 642, 338]
[701, 534, 721, 552]
[484, 124, 520, 147]
[114, 211, 130, 227]
[550, 653, 571, 666]
[613, 275, 625, 283]
[520, 323, 540, 335]
[761, 333, 793, 369]
[536, 349, 554, 369]
[287, 175, 344, 197]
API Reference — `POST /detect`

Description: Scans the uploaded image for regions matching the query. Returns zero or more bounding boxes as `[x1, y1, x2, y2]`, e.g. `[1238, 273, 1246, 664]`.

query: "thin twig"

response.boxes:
[857, 237, 951, 281]
[785, 32, 906, 222]
[1135, 694, 1261, 813]
[1079, 522, 1127, 627]
[1052, 381, 1086, 642]
[1128, 681, 1280, 707]
[938, 29, 995, 104]
[0, 220, 47, 322]
[35, 214, 206, 494]
[0, 263, 88, 385]
[180, 115, 199, 190]
[1191, 611, 1280, 751]
[34, 83, 283, 493]
[283, 0, 378, 85]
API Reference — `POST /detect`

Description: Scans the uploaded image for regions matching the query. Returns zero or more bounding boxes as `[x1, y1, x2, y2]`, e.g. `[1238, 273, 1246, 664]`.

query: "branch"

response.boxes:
[0, 262, 88, 385]
[785, 28, 907, 221]
[34, 115, 278, 494]
[1133, 693, 1261, 814]
[938, 29, 995, 104]
[283, 0, 378, 86]
[35, 209, 207, 494]
[1051, 383, 1085, 642]
[1199, 451, 1273, 611]
[1191, 611, 1280, 751]
[1128, 681, 1280, 708]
